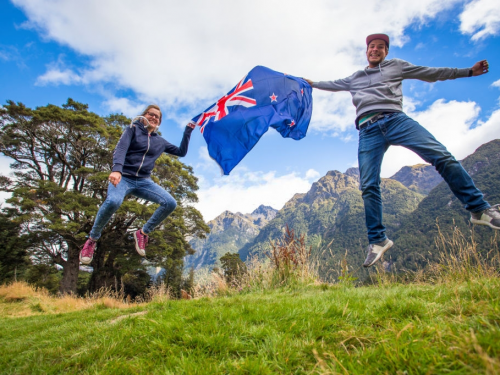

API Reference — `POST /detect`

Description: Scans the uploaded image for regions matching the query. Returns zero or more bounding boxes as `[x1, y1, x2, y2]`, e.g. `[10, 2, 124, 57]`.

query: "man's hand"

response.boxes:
[187, 122, 196, 129]
[304, 78, 314, 86]
[108, 171, 121, 187]
[471, 60, 489, 76]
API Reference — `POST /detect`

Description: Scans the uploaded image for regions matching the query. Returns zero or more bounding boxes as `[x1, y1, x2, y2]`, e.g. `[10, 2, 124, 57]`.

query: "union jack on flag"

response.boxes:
[191, 66, 313, 175]
[194, 75, 257, 133]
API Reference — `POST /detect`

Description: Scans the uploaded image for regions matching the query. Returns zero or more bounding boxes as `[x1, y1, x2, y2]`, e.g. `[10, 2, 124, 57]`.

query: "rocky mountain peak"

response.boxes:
[187, 206, 276, 270]
[251, 205, 277, 218]
[207, 205, 278, 235]
[207, 211, 252, 234]
[300, 170, 360, 205]
[250, 205, 278, 225]
[390, 164, 442, 195]
[345, 167, 360, 179]
[463, 140, 500, 176]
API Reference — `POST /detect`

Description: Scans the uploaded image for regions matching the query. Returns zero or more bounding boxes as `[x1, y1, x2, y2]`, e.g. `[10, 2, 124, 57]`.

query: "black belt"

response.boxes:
[358, 113, 390, 130]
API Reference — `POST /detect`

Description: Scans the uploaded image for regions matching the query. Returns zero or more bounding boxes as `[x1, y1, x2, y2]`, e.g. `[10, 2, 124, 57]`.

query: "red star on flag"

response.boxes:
[270, 93, 278, 102]
[289, 120, 296, 127]
[301, 89, 304, 96]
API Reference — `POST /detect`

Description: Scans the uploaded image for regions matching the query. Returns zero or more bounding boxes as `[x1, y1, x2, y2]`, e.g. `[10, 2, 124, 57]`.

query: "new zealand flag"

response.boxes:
[191, 66, 313, 175]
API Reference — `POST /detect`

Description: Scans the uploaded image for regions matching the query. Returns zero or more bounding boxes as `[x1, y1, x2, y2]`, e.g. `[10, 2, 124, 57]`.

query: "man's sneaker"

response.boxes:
[133, 230, 148, 257]
[471, 204, 500, 230]
[80, 238, 97, 265]
[363, 238, 394, 268]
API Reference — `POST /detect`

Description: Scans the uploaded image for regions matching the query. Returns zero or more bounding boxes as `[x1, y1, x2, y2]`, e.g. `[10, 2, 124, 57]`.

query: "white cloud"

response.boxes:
[103, 97, 146, 118]
[0, 50, 13, 61]
[309, 91, 356, 133]
[492, 79, 500, 88]
[305, 169, 321, 180]
[0, 46, 26, 69]
[194, 169, 317, 221]
[12, 0, 461, 118]
[192, 149, 322, 221]
[381, 99, 500, 177]
[0, 192, 11, 208]
[36, 67, 83, 86]
[0, 155, 13, 177]
[0, 156, 13, 206]
[459, 0, 500, 41]
[195, 146, 223, 176]
[197, 146, 212, 164]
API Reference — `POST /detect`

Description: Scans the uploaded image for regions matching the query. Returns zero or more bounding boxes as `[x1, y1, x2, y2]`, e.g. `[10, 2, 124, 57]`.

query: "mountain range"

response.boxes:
[186, 205, 277, 270]
[187, 139, 500, 280]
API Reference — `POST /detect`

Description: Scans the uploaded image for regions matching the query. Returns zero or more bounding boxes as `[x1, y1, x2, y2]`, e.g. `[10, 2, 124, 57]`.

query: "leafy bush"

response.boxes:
[220, 252, 247, 285]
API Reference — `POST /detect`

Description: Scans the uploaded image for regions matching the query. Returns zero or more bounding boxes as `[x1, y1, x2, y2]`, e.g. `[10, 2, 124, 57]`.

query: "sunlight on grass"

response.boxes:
[1, 227, 500, 373]
[0, 282, 134, 317]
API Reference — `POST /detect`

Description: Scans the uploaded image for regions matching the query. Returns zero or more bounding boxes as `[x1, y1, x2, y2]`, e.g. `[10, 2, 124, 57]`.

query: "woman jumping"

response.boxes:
[80, 104, 195, 264]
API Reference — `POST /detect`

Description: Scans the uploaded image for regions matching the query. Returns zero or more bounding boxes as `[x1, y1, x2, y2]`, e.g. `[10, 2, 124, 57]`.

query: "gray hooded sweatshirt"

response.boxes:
[312, 58, 470, 128]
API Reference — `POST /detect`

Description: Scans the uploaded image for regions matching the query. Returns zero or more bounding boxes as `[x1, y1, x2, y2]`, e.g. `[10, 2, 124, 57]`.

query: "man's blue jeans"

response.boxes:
[358, 112, 490, 244]
[89, 176, 177, 240]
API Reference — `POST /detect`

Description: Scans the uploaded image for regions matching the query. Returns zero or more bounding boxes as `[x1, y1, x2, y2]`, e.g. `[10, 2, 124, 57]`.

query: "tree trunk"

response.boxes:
[88, 240, 121, 293]
[59, 245, 80, 294]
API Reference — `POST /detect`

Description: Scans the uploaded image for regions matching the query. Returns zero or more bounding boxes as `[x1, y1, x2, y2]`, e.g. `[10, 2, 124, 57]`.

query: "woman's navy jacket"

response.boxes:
[112, 119, 193, 178]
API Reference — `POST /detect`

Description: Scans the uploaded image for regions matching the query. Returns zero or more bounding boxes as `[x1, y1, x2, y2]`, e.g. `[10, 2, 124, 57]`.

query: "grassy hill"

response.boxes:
[1, 277, 499, 374]
[2, 227, 500, 374]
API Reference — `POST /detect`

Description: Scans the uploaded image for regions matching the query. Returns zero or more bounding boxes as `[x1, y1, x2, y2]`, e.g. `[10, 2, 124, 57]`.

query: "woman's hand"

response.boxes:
[108, 171, 122, 187]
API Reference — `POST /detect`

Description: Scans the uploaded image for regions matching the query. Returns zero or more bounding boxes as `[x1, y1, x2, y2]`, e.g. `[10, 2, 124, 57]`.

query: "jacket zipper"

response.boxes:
[136, 134, 151, 176]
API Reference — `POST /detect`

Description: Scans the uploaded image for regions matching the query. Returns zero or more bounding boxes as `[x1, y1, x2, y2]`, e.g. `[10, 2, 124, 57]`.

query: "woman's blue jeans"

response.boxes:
[89, 176, 177, 240]
[358, 112, 489, 244]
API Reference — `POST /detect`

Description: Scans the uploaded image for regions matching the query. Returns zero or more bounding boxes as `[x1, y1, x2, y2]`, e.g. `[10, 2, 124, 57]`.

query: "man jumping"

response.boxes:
[305, 33, 499, 268]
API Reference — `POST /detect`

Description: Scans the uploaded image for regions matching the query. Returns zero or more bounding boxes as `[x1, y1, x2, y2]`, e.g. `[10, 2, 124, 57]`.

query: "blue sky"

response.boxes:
[1, 0, 500, 221]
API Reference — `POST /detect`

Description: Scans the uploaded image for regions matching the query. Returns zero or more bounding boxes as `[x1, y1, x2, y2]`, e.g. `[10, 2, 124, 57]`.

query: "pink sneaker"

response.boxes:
[133, 230, 148, 256]
[80, 238, 97, 265]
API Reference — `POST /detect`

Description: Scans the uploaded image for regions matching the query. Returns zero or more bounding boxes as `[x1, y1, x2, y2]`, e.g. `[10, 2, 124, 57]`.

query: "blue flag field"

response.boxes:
[191, 66, 313, 175]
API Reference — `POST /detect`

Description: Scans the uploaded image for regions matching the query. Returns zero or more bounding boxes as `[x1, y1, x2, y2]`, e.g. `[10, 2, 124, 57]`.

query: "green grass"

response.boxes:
[1, 278, 500, 374]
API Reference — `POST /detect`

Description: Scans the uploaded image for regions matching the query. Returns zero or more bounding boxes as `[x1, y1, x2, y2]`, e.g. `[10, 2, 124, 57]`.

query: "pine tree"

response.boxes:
[0, 208, 30, 283]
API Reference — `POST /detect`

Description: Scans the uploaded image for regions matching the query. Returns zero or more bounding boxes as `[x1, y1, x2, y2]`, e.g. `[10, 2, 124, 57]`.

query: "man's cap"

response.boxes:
[366, 33, 390, 48]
